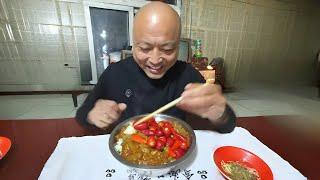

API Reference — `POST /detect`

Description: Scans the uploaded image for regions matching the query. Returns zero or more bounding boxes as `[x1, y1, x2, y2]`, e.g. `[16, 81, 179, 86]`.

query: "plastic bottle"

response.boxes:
[194, 39, 202, 58]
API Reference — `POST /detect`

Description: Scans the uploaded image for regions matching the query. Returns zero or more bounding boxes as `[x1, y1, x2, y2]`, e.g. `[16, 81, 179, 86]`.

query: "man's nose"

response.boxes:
[149, 48, 162, 64]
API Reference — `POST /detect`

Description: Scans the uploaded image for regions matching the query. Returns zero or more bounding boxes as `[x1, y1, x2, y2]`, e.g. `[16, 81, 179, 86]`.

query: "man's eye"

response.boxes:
[140, 47, 151, 53]
[162, 49, 174, 54]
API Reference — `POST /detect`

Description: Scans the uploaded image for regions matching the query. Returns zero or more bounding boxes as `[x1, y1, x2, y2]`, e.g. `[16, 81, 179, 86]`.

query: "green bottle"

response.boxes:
[194, 39, 202, 58]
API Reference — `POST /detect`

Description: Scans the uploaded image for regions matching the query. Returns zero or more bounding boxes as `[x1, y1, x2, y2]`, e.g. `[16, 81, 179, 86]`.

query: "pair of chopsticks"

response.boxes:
[134, 78, 214, 125]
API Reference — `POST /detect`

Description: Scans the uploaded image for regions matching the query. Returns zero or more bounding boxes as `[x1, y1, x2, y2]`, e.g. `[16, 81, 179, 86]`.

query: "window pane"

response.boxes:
[90, 7, 129, 78]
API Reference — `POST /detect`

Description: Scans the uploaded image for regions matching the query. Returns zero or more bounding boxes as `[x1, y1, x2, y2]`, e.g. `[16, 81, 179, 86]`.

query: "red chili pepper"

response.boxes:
[131, 134, 147, 144]
[148, 118, 159, 128]
[166, 137, 174, 147]
[147, 136, 156, 148]
[172, 131, 187, 143]
[133, 122, 148, 130]
[172, 132, 189, 149]
[155, 139, 165, 150]
[158, 136, 167, 143]
[168, 148, 176, 158]
[171, 140, 182, 150]
[163, 127, 172, 137]
[155, 129, 164, 136]
[140, 129, 155, 136]
[174, 148, 186, 159]
[180, 141, 189, 150]
[149, 125, 157, 131]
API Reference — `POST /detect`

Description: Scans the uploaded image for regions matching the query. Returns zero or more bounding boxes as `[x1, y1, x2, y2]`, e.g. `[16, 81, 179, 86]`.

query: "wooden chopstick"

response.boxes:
[134, 96, 183, 125]
[134, 78, 215, 125]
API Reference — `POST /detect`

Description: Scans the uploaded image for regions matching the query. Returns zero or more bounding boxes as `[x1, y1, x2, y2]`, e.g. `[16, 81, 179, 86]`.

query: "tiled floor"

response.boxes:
[0, 85, 319, 120]
[226, 85, 320, 119]
[0, 94, 84, 120]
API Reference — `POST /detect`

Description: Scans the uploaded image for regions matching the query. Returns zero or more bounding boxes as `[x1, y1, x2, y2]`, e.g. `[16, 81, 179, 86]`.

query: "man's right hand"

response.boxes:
[87, 99, 127, 129]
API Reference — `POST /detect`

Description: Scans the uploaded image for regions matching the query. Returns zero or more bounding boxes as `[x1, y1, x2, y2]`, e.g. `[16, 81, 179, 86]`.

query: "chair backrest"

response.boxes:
[209, 57, 225, 89]
[210, 57, 224, 73]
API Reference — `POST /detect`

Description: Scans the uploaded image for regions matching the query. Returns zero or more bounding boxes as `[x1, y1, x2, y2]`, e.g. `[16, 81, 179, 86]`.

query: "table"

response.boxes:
[0, 116, 319, 180]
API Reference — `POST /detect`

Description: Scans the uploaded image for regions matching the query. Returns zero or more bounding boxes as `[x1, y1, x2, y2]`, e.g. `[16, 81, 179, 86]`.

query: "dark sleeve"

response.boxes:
[212, 104, 236, 133]
[188, 65, 236, 133]
[75, 70, 108, 126]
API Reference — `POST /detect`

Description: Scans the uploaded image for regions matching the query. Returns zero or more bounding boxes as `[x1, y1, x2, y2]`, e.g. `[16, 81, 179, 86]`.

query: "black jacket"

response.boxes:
[76, 57, 236, 133]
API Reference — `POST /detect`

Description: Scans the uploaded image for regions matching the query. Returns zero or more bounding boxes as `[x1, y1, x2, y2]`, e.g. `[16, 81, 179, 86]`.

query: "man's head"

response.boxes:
[132, 1, 181, 79]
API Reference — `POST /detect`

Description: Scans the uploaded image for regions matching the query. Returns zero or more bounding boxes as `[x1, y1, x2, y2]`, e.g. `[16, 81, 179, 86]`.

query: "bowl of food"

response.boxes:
[214, 146, 273, 180]
[109, 114, 196, 177]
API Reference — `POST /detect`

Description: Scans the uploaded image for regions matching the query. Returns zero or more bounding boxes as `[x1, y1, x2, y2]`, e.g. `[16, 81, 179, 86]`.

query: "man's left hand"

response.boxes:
[177, 83, 227, 123]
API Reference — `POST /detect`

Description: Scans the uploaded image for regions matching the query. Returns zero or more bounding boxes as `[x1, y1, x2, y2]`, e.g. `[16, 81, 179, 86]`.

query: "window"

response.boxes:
[84, 2, 134, 84]
[178, 38, 192, 62]
[146, 0, 178, 5]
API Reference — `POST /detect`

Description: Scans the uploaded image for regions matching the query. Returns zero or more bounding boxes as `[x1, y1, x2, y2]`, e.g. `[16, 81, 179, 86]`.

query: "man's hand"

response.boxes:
[87, 99, 127, 129]
[177, 83, 227, 123]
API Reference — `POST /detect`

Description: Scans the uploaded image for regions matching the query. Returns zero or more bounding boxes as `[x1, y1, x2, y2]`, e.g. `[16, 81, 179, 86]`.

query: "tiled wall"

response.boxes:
[0, 0, 319, 91]
[0, 0, 89, 91]
[181, 0, 320, 87]
[0, 0, 164, 91]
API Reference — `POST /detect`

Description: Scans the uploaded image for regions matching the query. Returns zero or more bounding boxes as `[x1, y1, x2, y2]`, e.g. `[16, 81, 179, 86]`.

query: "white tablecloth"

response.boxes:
[39, 127, 306, 180]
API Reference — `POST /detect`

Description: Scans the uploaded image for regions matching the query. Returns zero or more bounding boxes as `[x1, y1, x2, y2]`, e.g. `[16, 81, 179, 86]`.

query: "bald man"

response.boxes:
[76, 2, 236, 133]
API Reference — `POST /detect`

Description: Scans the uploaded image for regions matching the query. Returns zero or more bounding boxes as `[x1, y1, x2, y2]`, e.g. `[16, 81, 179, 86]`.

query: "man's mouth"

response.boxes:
[147, 65, 163, 74]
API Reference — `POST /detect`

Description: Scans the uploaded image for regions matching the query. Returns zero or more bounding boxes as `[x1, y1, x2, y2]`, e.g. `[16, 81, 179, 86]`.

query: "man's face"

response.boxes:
[133, 25, 180, 79]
